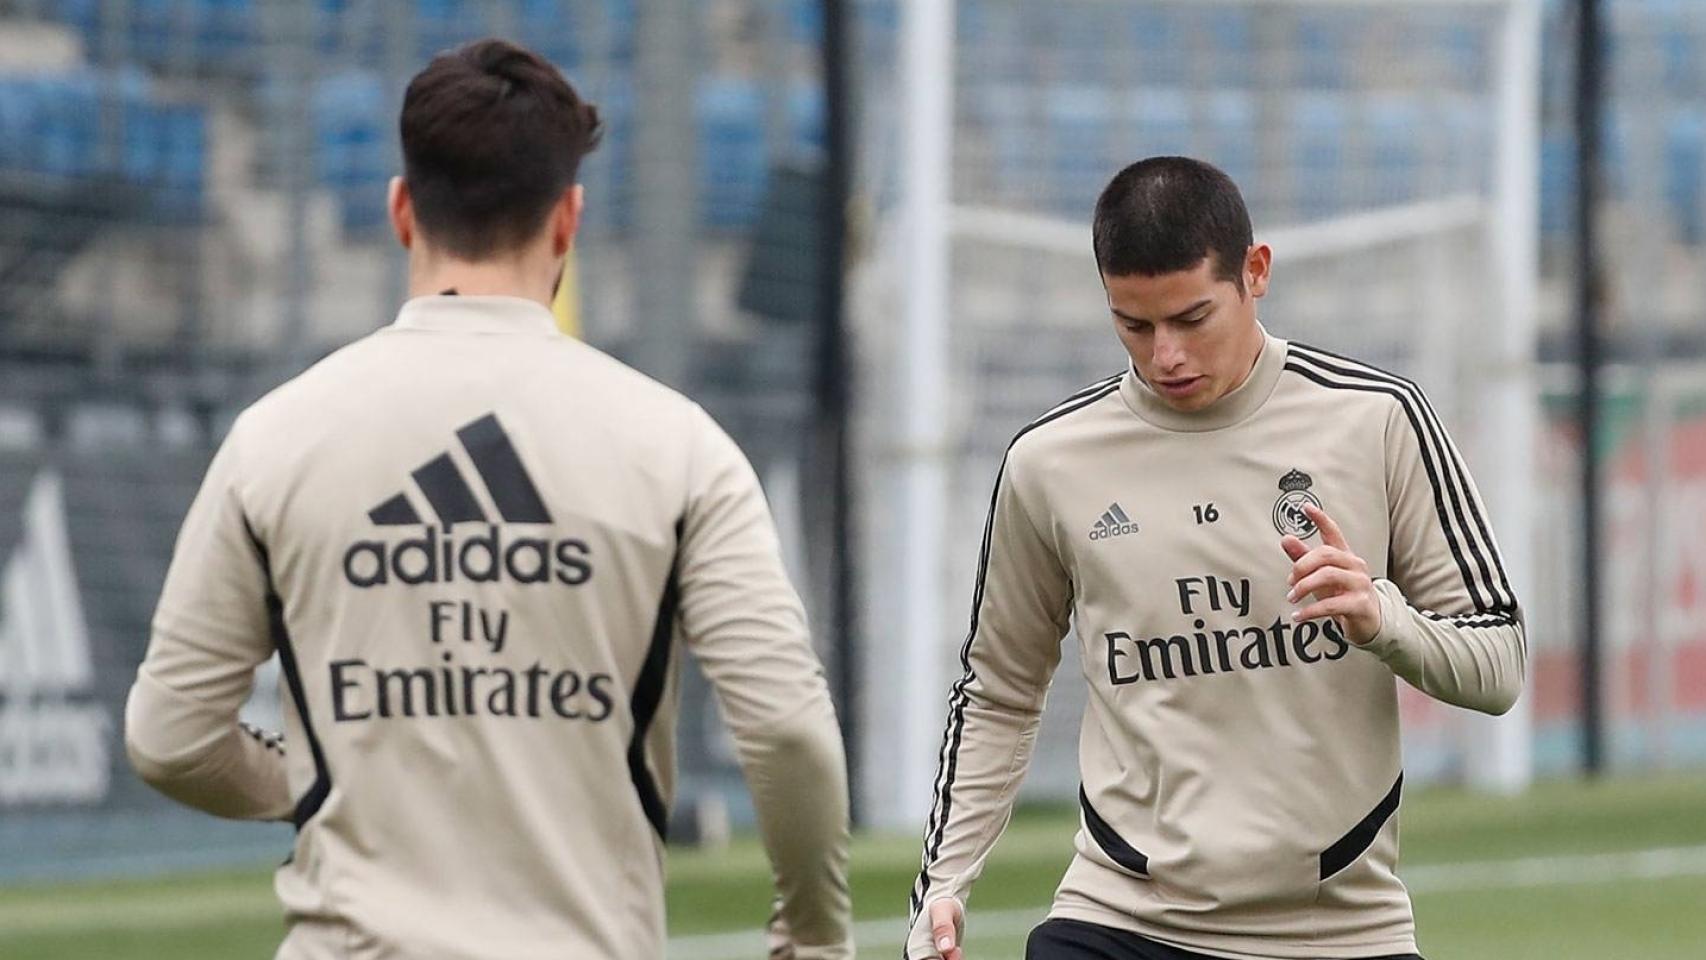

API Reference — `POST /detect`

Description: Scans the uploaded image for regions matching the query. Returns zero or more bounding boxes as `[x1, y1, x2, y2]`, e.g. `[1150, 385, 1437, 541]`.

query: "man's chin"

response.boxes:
[1159, 385, 1218, 412]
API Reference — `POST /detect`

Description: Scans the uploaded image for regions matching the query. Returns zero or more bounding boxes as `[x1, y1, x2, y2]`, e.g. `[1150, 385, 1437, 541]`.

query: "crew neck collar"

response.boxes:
[390, 294, 560, 336]
[1118, 327, 1288, 433]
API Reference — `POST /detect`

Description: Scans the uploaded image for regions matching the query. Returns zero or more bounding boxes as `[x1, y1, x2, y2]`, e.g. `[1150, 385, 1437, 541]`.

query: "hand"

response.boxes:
[929, 897, 965, 960]
[1279, 503, 1383, 645]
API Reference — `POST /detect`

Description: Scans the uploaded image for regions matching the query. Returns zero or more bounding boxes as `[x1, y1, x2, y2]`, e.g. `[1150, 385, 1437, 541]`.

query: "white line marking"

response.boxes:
[665, 844, 1706, 959]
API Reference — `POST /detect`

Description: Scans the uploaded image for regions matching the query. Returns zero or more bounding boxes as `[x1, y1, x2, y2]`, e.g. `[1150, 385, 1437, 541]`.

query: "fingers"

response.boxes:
[1279, 534, 1310, 562]
[1303, 503, 1349, 551]
[1287, 566, 1365, 604]
[929, 899, 964, 960]
[1293, 593, 1371, 624]
[1286, 545, 1368, 585]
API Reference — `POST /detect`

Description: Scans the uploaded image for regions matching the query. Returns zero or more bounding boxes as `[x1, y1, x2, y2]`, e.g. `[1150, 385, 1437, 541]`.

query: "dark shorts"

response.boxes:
[1024, 918, 1424, 960]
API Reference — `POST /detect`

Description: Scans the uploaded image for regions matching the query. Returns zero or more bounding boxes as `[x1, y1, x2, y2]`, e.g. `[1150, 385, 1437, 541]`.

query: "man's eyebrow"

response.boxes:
[1110, 299, 1213, 325]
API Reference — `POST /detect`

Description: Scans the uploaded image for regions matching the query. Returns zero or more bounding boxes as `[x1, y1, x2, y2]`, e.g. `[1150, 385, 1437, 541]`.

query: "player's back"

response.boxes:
[234, 296, 709, 959]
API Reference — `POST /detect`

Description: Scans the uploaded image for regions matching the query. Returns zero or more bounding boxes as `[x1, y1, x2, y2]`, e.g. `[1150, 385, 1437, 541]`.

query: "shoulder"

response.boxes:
[1278, 340, 1439, 425]
[1005, 371, 1127, 472]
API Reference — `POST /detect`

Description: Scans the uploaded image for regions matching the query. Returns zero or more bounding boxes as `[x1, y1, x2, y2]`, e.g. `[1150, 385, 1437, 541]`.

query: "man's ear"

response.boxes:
[550, 184, 585, 259]
[1244, 243, 1273, 299]
[389, 177, 414, 250]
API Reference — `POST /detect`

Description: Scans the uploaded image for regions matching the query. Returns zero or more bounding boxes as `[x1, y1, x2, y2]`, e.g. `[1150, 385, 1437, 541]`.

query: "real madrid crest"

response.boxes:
[1272, 468, 1322, 538]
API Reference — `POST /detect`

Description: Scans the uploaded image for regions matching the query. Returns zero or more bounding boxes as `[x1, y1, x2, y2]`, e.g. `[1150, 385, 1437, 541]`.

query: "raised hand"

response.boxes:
[1279, 503, 1383, 645]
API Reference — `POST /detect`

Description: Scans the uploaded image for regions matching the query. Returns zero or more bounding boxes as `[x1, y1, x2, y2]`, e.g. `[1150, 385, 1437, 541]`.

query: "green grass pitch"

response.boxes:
[3, 776, 1704, 958]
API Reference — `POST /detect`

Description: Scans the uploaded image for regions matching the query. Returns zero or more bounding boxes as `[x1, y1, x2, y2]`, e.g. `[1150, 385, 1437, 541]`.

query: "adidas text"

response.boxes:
[343, 525, 593, 589]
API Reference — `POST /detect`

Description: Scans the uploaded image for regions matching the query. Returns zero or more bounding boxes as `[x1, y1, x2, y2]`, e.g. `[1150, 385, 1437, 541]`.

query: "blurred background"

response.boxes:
[0, 0, 1702, 957]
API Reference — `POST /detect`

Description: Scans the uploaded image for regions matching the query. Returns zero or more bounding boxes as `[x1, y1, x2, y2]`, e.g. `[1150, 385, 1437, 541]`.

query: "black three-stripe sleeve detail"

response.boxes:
[457, 414, 553, 524]
[243, 519, 331, 831]
[1287, 345, 1516, 613]
[1079, 787, 1151, 877]
[1320, 774, 1403, 880]
[910, 376, 1123, 916]
[1283, 351, 1514, 617]
[628, 517, 684, 841]
[411, 453, 488, 526]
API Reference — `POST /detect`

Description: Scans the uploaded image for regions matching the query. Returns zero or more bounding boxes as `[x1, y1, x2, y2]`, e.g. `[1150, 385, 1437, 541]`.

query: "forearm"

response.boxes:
[125, 667, 292, 821]
[906, 692, 1041, 959]
[1360, 579, 1525, 715]
[738, 694, 852, 958]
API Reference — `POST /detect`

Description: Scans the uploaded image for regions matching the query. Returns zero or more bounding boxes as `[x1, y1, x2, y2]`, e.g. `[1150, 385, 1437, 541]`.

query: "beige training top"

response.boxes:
[126, 295, 852, 960]
[907, 331, 1524, 959]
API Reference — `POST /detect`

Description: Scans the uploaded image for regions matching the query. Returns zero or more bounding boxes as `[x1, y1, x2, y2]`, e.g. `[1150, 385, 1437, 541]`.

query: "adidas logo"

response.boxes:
[1089, 503, 1140, 541]
[368, 413, 552, 528]
[342, 414, 594, 589]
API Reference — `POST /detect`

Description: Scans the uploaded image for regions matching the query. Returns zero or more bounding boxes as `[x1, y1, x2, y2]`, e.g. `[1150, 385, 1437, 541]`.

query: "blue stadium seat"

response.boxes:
[698, 78, 767, 229]
[1043, 84, 1115, 216]
[1126, 88, 1192, 159]
[1201, 90, 1257, 193]
[1293, 13, 1350, 88]
[1120, 6, 1189, 87]
[1539, 130, 1575, 238]
[1665, 108, 1706, 244]
[1290, 93, 1348, 220]
[1362, 95, 1424, 207]
[1193, 6, 1254, 88]
[973, 82, 1038, 203]
[0, 68, 206, 221]
[311, 71, 389, 231]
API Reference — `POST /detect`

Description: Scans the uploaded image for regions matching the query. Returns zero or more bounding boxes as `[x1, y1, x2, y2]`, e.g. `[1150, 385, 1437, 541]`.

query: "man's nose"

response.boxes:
[1153, 329, 1186, 372]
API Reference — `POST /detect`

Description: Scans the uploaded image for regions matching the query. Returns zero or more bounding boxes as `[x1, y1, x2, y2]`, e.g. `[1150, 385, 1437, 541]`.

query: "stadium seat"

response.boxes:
[1539, 130, 1574, 238]
[1665, 108, 1706, 244]
[1362, 95, 1425, 207]
[1293, 12, 1351, 89]
[312, 71, 389, 232]
[1193, 6, 1255, 88]
[1126, 88, 1192, 160]
[0, 67, 204, 221]
[1290, 93, 1349, 221]
[1043, 84, 1115, 216]
[1201, 90, 1258, 193]
[697, 78, 768, 229]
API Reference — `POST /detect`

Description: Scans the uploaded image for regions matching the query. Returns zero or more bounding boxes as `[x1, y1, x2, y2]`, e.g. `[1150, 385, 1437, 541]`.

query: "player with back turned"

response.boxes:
[906, 157, 1525, 960]
[123, 39, 852, 960]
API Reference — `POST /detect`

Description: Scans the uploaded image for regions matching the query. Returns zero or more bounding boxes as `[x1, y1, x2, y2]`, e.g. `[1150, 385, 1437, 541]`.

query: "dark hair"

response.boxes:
[400, 39, 602, 259]
[1091, 156, 1253, 291]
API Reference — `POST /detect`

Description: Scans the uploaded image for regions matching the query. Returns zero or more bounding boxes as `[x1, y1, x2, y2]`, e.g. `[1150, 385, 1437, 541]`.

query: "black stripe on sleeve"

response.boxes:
[1287, 345, 1516, 612]
[1079, 787, 1151, 877]
[243, 518, 331, 831]
[1283, 353, 1512, 616]
[909, 376, 1123, 916]
[628, 517, 685, 841]
[456, 414, 554, 524]
[411, 453, 489, 526]
[1320, 774, 1403, 880]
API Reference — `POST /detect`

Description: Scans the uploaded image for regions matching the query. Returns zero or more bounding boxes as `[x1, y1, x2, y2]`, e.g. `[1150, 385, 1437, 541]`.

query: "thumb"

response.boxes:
[1279, 534, 1309, 562]
[928, 898, 964, 959]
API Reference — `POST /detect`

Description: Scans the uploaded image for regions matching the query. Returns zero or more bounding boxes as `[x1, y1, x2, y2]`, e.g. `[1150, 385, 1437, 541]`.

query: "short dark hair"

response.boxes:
[1091, 156, 1253, 291]
[400, 39, 602, 259]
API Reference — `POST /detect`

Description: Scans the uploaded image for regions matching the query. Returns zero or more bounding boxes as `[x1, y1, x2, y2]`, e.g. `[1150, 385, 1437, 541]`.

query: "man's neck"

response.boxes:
[408, 256, 554, 309]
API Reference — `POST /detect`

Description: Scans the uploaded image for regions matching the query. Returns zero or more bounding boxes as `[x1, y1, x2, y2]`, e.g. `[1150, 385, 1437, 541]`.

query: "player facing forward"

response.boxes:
[124, 39, 851, 960]
[907, 157, 1524, 960]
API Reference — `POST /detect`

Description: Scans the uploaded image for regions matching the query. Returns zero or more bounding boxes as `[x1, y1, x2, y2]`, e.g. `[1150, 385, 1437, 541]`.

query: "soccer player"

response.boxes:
[906, 157, 1525, 960]
[124, 40, 851, 960]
